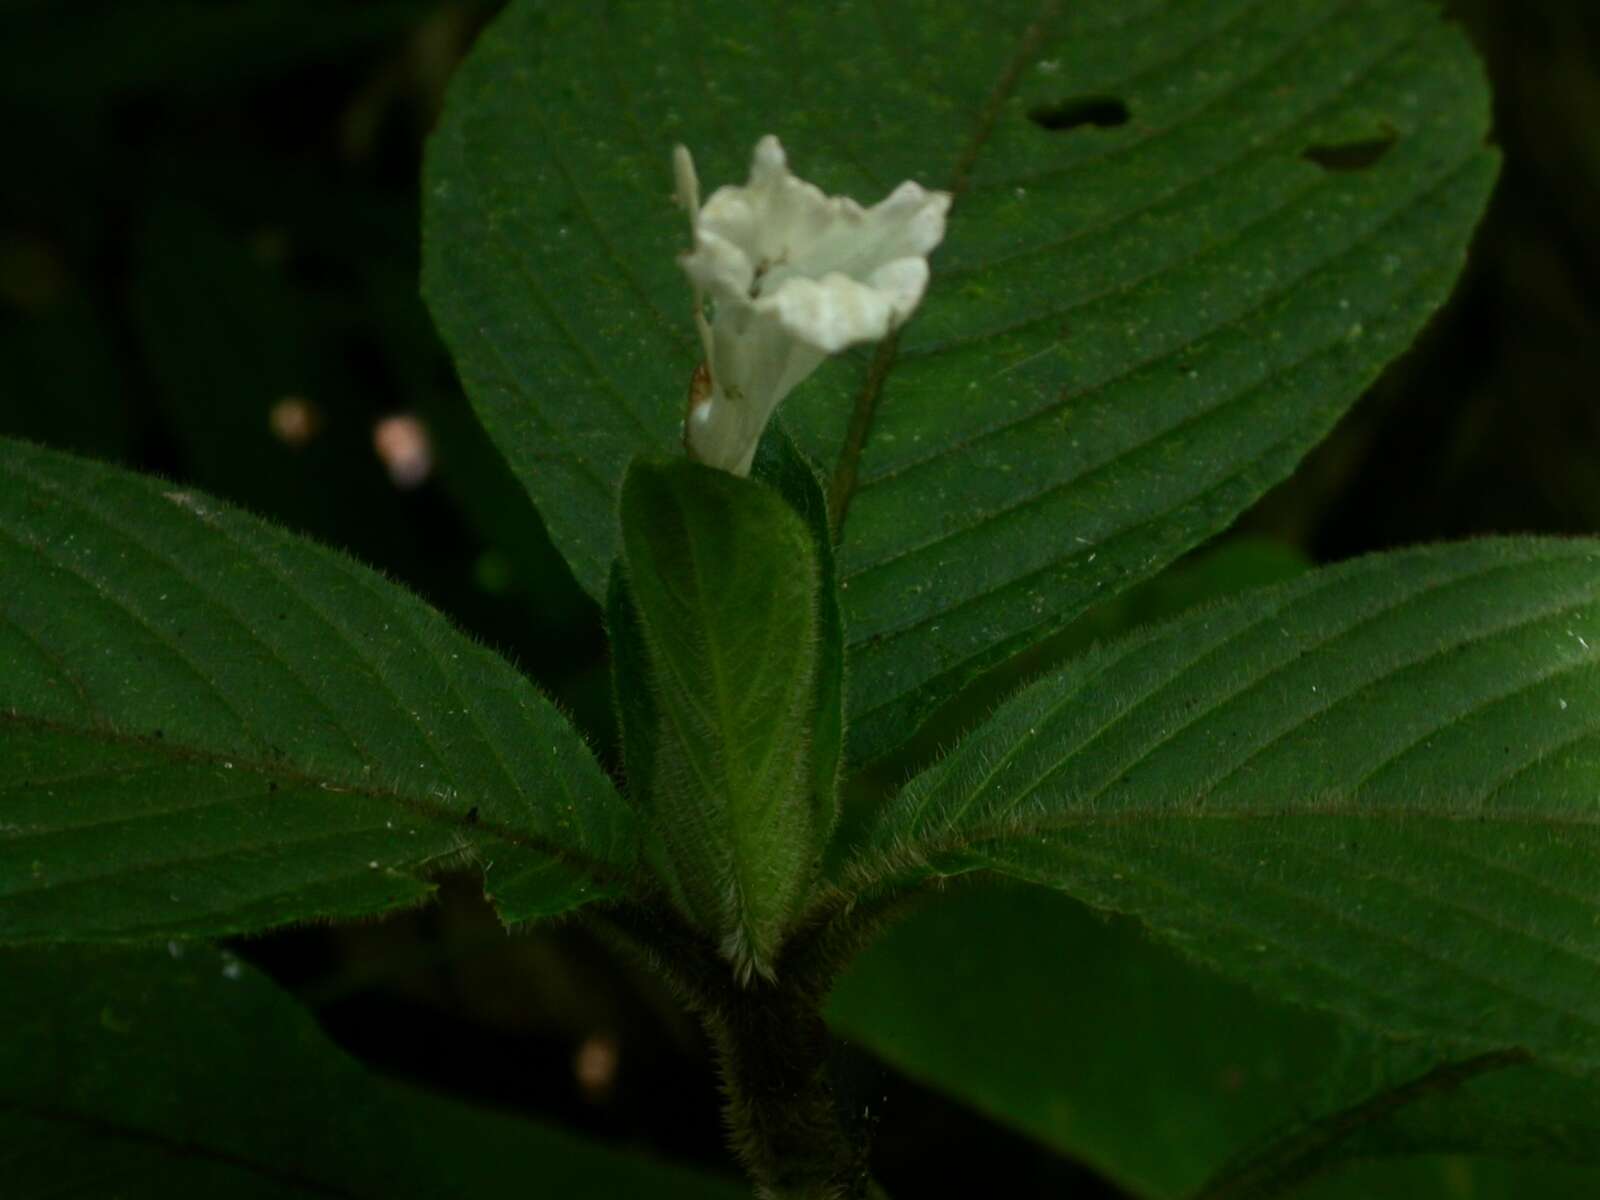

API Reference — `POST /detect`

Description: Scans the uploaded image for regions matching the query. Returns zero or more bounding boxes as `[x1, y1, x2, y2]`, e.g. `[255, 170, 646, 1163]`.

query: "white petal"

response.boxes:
[690, 310, 826, 474]
[673, 144, 701, 222]
[866, 257, 932, 321]
[696, 189, 763, 263]
[673, 134, 949, 475]
[777, 184, 947, 286]
[865, 182, 951, 262]
[695, 138, 948, 294]
[681, 228, 755, 301]
[756, 271, 898, 354]
[750, 134, 789, 182]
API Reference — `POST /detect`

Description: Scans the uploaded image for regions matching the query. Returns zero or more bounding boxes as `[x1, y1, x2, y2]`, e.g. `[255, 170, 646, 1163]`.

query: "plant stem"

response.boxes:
[586, 891, 924, 1197]
[700, 976, 869, 1200]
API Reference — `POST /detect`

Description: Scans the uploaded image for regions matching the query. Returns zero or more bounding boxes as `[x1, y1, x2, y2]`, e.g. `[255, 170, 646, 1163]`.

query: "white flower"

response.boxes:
[673, 135, 950, 475]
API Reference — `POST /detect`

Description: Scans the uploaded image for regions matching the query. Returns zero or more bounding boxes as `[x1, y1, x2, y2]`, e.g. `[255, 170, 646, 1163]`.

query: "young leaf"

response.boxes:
[750, 429, 846, 851]
[0, 943, 743, 1198]
[616, 459, 826, 979]
[853, 538, 1600, 1073]
[422, 0, 1497, 764]
[830, 885, 1600, 1200]
[0, 437, 637, 943]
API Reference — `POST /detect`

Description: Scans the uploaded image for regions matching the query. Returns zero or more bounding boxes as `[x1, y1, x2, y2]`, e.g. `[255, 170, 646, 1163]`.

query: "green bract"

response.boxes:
[613, 458, 837, 981]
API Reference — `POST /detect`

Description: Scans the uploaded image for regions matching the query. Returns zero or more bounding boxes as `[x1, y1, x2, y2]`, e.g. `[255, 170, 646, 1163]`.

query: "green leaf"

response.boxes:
[1292, 1157, 1600, 1200]
[0, 437, 637, 942]
[617, 458, 826, 978]
[832, 886, 1600, 1200]
[863, 535, 1313, 786]
[422, 0, 1497, 763]
[1194, 1055, 1600, 1200]
[0, 943, 743, 1198]
[750, 429, 845, 849]
[853, 538, 1600, 1072]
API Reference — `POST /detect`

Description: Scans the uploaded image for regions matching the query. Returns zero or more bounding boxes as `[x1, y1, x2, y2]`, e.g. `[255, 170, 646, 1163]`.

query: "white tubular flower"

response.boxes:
[673, 135, 950, 475]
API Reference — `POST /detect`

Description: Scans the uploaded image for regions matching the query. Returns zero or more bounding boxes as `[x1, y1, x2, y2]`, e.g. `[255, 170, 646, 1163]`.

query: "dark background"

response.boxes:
[3, 1, 1595, 1194]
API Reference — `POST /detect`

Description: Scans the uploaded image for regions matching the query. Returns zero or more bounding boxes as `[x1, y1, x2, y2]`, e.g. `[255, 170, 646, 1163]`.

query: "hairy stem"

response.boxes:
[701, 978, 869, 1199]
[698, 883, 953, 1197]
[584, 876, 946, 1196]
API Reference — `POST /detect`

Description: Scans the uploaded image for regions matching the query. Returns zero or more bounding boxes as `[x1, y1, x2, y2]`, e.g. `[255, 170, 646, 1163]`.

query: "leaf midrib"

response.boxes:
[929, 0, 1361, 270]
[948, 803, 1600, 846]
[646, 485, 813, 923]
[5, 821, 411, 906]
[827, 0, 1061, 530]
[901, 556, 1596, 836]
[829, 0, 1398, 519]
[0, 710, 627, 889]
[3, 443, 626, 868]
[845, 146, 1469, 574]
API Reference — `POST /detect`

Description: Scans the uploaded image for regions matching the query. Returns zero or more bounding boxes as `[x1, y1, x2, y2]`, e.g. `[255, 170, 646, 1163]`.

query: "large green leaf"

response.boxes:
[0, 437, 637, 942]
[852, 538, 1600, 1072]
[616, 458, 828, 977]
[422, 0, 1497, 763]
[0, 943, 742, 1198]
[830, 885, 1600, 1200]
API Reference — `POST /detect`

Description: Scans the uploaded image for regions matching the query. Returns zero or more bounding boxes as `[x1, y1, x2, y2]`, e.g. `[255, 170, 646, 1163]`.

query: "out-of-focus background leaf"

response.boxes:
[831, 884, 1600, 1200]
[0, 942, 743, 1198]
[3, 1, 1599, 1196]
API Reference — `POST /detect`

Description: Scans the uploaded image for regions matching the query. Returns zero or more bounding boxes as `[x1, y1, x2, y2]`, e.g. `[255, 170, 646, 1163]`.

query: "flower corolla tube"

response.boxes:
[673, 135, 950, 475]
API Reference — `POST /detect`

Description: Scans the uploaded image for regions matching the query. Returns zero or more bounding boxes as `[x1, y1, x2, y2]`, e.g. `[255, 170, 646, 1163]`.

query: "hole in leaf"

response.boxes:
[1301, 131, 1397, 172]
[1027, 95, 1130, 132]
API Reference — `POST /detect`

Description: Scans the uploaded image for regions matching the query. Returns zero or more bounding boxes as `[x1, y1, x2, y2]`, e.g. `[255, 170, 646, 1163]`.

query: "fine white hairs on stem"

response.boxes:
[674, 135, 950, 475]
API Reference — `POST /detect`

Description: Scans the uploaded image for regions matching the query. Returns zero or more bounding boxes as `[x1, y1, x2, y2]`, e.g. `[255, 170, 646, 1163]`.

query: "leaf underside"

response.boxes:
[422, 0, 1497, 763]
[0, 438, 637, 944]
